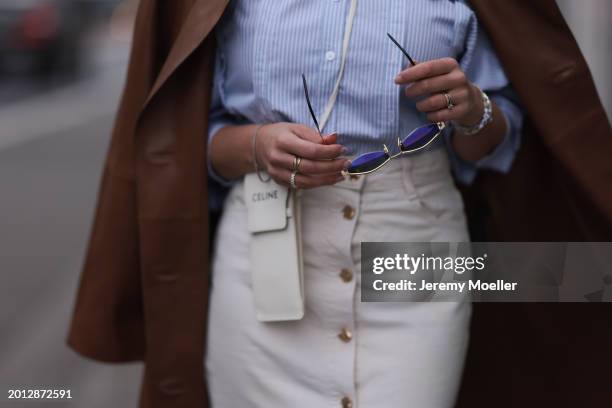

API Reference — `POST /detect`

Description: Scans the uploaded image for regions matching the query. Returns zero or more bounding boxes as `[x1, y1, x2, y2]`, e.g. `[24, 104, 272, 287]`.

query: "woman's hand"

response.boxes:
[394, 57, 484, 126]
[256, 122, 351, 189]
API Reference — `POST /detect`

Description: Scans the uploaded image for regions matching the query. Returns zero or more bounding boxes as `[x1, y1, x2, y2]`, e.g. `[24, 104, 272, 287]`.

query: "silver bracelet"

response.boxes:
[455, 86, 493, 136]
[251, 124, 271, 182]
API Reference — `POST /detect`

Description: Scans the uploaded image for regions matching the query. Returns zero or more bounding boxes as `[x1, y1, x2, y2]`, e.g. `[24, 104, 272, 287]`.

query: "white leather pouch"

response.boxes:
[244, 173, 304, 321]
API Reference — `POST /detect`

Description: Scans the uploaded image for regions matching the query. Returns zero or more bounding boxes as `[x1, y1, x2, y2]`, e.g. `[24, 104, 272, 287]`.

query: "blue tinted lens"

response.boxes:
[348, 151, 389, 174]
[401, 123, 440, 151]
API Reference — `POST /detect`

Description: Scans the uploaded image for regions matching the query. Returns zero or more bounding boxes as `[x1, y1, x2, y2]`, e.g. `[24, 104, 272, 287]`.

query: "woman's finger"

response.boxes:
[395, 57, 459, 84]
[291, 124, 323, 143]
[292, 124, 338, 145]
[268, 152, 350, 175]
[277, 133, 345, 160]
[404, 70, 467, 98]
[415, 88, 469, 113]
[425, 102, 471, 123]
[299, 157, 351, 175]
[269, 168, 345, 190]
[321, 133, 338, 145]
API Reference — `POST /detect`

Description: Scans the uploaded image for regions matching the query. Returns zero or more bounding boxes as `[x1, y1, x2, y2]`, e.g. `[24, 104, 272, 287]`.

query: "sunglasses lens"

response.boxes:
[401, 123, 441, 151]
[347, 151, 389, 174]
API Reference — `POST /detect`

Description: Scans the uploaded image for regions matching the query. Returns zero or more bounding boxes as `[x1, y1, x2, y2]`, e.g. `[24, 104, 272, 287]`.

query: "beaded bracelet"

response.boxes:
[455, 86, 493, 136]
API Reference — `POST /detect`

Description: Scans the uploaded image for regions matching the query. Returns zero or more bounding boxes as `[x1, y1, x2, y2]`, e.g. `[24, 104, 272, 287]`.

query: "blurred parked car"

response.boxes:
[0, 0, 97, 75]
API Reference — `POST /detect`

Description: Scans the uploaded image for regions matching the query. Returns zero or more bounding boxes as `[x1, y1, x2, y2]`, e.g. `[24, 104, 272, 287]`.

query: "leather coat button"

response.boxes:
[154, 264, 178, 283]
[158, 377, 187, 396]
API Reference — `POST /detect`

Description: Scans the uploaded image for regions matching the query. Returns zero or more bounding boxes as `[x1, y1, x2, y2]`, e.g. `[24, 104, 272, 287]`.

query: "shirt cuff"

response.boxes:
[207, 120, 242, 188]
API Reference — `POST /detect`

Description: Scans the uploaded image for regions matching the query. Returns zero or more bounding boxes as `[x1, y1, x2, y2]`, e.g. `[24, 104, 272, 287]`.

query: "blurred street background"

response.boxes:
[0, 1, 610, 407]
[0, 1, 142, 407]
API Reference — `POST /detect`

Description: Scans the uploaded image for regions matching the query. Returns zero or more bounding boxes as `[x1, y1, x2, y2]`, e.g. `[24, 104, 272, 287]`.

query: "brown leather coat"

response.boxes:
[66, 1, 612, 407]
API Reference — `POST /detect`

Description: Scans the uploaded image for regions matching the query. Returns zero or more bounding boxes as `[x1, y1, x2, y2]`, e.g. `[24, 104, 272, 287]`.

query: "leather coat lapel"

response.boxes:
[145, 0, 229, 106]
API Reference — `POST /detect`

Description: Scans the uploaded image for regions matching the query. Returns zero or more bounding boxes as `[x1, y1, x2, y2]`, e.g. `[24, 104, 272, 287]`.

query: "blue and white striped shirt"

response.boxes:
[207, 0, 523, 187]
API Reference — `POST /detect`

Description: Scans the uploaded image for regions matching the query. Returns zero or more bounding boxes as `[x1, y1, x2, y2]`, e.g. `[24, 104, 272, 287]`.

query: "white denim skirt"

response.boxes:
[206, 147, 471, 408]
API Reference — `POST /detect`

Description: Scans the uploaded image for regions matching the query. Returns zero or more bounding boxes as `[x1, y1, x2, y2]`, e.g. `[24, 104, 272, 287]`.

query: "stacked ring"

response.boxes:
[443, 92, 455, 110]
[292, 155, 302, 172]
[290, 155, 302, 189]
[290, 171, 298, 189]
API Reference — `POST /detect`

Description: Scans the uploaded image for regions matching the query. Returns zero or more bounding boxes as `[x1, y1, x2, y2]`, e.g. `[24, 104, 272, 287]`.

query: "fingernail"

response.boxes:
[341, 147, 348, 154]
[343, 160, 352, 169]
[394, 75, 402, 83]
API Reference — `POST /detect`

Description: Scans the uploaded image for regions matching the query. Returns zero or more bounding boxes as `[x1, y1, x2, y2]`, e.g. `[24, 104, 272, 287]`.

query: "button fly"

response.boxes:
[340, 268, 353, 283]
[342, 205, 356, 220]
[338, 327, 353, 343]
[341, 396, 353, 408]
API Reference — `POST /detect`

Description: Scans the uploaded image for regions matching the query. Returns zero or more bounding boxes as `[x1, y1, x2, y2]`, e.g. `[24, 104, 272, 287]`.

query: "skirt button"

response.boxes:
[341, 396, 353, 408]
[338, 327, 353, 343]
[342, 205, 356, 220]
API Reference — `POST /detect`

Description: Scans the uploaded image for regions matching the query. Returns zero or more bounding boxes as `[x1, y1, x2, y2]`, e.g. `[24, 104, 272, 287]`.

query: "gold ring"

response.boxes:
[444, 92, 455, 111]
[292, 155, 302, 172]
[290, 170, 298, 189]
